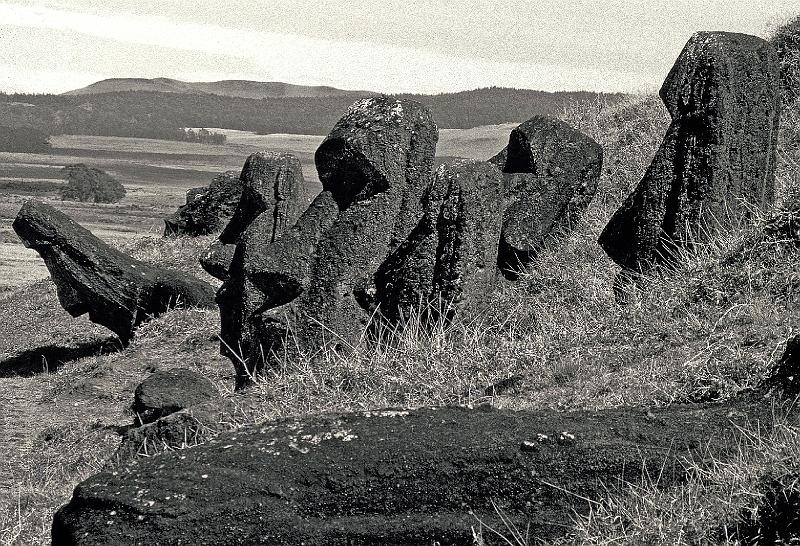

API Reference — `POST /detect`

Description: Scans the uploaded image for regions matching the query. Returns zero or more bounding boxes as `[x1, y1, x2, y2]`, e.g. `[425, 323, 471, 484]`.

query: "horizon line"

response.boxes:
[0, 76, 656, 98]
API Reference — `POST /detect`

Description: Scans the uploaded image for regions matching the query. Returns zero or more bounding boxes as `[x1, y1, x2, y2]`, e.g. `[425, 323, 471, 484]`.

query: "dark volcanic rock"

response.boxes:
[13, 201, 216, 344]
[185, 186, 207, 204]
[119, 408, 219, 460]
[199, 239, 235, 281]
[132, 368, 218, 424]
[199, 153, 306, 281]
[301, 97, 438, 328]
[764, 335, 800, 397]
[490, 116, 603, 279]
[163, 171, 243, 236]
[217, 97, 438, 387]
[53, 400, 773, 545]
[599, 32, 781, 275]
[215, 190, 340, 380]
[374, 159, 504, 321]
[725, 473, 800, 544]
[116, 368, 220, 460]
[220, 152, 307, 248]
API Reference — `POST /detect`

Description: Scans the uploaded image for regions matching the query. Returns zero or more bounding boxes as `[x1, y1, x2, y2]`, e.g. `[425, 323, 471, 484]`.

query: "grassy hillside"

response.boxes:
[1, 93, 799, 544]
[0, 87, 626, 138]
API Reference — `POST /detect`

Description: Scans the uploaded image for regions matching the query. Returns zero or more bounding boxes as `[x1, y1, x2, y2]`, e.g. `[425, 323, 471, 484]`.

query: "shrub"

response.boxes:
[0, 125, 51, 153]
[60, 164, 126, 203]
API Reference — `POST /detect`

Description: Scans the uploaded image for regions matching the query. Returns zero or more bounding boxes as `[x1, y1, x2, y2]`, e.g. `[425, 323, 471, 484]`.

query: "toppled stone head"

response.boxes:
[13, 201, 216, 344]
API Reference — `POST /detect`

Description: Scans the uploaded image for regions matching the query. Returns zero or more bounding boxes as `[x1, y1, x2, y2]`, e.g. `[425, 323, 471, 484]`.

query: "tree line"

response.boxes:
[0, 87, 626, 141]
[0, 125, 52, 153]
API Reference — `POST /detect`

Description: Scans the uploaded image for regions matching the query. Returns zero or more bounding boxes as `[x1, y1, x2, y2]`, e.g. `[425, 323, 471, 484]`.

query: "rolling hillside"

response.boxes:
[1, 83, 628, 138]
[63, 78, 375, 99]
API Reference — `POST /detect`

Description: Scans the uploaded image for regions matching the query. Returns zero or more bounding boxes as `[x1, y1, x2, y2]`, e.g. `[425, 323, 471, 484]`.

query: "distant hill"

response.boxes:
[63, 78, 375, 99]
[1, 85, 629, 139]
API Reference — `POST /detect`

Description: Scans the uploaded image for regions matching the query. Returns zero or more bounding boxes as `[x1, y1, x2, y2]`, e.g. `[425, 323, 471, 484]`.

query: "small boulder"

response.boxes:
[114, 368, 220, 461]
[118, 409, 218, 460]
[13, 201, 216, 344]
[599, 32, 780, 276]
[164, 171, 243, 236]
[490, 116, 603, 279]
[132, 368, 218, 424]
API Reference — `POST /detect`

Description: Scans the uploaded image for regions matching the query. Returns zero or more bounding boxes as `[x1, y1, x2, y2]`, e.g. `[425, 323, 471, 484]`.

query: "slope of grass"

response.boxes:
[1, 94, 798, 544]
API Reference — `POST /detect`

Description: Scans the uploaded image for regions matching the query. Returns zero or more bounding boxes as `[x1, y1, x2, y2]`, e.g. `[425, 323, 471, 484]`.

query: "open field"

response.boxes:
[0, 125, 514, 291]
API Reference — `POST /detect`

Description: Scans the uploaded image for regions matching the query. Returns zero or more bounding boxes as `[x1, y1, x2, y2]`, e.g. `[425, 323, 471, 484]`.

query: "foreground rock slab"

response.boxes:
[13, 201, 216, 344]
[599, 32, 780, 276]
[489, 116, 602, 278]
[53, 399, 772, 545]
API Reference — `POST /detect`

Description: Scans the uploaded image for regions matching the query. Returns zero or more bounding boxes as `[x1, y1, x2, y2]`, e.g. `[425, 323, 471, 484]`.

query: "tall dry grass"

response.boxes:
[2, 90, 799, 544]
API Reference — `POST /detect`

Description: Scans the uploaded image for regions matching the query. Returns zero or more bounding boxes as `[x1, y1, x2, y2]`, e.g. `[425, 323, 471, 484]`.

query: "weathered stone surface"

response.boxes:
[53, 399, 773, 545]
[764, 335, 800, 397]
[132, 368, 218, 425]
[373, 159, 503, 321]
[217, 97, 438, 387]
[117, 408, 219, 461]
[301, 97, 438, 328]
[216, 191, 340, 378]
[198, 240, 235, 281]
[13, 201, 216, 344]
[490, 116, 603, 279]
[163, 171, 243, 236]
[200, 153, 306, 281]
[185, 186, 207, 205]
[599, 32, 781, 274]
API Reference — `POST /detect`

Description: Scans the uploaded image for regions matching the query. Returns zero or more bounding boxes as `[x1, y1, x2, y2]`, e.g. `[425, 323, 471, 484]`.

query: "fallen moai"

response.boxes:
[200, 152, 307, 281]
[215, 97, 439, 387]
[53, 394, 777, 545]
[489, 116, 603, 278]
[163, 171, 243, 236]
[599, 32, 780, 280]
[13, 201, 216, 344]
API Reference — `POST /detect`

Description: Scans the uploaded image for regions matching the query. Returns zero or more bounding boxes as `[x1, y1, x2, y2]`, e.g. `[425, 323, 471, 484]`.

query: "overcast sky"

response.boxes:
[0, 1, 797, 94]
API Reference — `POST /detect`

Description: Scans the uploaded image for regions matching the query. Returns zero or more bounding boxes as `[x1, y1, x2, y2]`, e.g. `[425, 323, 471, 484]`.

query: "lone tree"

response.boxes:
[60, 164, 126, 203]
